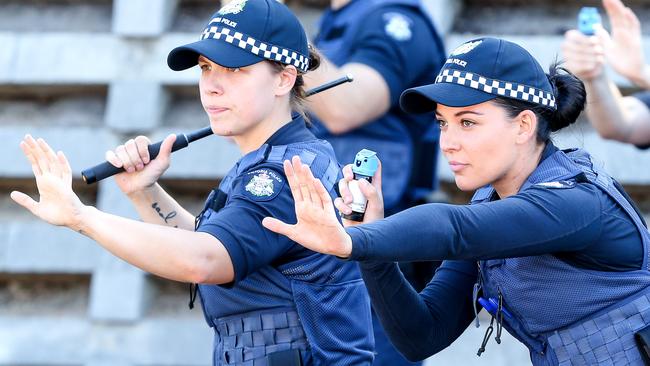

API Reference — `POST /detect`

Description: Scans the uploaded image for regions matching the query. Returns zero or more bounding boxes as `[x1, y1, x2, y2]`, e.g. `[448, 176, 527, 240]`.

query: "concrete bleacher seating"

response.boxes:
[1, 0, 648, 365]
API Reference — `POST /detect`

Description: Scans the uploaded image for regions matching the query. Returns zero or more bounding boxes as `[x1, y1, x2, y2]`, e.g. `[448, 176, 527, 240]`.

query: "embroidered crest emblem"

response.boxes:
[218, 0, 248, 15]
[241, 168, 284, 201]
[450, 40, 483, 56]
[245, 171, 275, 197]
[384, 13, 412, 41]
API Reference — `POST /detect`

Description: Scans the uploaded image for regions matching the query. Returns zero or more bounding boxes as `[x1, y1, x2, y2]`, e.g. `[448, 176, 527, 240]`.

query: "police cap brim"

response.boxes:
[400, 82, 496, 114]
[167, 38, 264, 71]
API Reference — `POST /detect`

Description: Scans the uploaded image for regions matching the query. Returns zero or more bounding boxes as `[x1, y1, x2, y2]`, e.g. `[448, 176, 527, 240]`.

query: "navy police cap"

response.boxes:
[400, 37, 556, 114]
[168, 0, 309, 72]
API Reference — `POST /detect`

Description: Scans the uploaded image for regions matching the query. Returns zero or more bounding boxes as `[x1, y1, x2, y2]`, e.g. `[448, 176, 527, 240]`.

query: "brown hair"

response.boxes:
[268, 45, 321, 120]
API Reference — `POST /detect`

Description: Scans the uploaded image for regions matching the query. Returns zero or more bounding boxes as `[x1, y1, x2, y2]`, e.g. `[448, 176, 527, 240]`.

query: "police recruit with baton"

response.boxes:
[81, 75, 354, 184]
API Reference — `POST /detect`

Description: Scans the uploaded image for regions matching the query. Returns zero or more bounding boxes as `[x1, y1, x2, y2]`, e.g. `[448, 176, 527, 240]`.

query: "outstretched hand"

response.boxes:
[262, 156, 353, 258]
[10, 135, 86, 229]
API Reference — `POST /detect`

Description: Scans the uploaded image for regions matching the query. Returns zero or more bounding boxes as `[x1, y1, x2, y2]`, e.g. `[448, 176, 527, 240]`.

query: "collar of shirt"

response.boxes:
[539, 141, 559, 162]
[516, 142, 583, 193]
[227, 115, 317, 183]
[264, 114, 317, 146]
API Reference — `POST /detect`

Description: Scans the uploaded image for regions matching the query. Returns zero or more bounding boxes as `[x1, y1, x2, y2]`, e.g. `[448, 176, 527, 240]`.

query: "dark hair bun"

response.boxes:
[547, 65, 586, 132]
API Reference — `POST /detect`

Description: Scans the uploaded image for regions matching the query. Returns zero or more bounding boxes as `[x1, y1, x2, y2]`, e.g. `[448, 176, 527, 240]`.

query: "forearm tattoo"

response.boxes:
[151, 202, 178, 228]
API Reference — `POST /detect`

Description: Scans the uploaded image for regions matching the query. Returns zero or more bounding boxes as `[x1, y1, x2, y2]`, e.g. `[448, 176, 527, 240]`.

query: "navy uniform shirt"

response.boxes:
[318, 4, 442, 105]
[633, 91, 650, 150]
[195, 117, 374, 365]
[344, 142, 646, 360]
[311, 1, 445, 212]
[196, 120, 315, 285]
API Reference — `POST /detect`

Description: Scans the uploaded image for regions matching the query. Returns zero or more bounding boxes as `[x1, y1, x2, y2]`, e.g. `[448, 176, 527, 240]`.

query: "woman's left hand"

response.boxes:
[262, 156, 353, 258]
[10, 135, 86, 230]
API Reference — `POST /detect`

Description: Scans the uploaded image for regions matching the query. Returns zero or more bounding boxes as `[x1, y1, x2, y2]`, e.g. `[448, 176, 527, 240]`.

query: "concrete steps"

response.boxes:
[2, 1, 650, 365]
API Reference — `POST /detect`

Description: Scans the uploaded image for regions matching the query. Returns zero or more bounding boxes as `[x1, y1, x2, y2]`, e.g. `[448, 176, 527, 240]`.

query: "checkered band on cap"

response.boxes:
[435, 69, 557, 110]
[200, 25, 309, 73]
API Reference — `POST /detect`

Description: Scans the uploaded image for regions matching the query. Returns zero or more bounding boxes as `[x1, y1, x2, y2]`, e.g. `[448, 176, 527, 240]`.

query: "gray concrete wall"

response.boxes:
[2, 1, 649, 365]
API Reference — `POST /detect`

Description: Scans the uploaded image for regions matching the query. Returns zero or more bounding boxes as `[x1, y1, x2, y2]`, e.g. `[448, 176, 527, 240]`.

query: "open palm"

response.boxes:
[602, 0, 645, 82]
[262, 156, 352, 258]
[10, 135, 85, 228]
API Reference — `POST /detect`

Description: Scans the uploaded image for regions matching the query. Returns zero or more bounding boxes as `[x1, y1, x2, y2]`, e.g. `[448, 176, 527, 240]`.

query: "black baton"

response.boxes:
[81, 75, 353, 184]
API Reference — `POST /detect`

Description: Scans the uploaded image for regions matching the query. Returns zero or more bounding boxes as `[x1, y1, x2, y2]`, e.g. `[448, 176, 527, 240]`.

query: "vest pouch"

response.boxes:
[213, 309, 310, 366]
[544, 288, 650, 365]
[290, 278, 373, 364]
[267, 349, 303, 366]
[634, 323, 650, 365]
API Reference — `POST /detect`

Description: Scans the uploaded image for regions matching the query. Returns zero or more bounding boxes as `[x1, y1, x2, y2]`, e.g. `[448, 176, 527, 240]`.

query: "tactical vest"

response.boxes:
[471, 148, 650, 365]
[311, 0, 445, 211]
[194, 139, 374, 366]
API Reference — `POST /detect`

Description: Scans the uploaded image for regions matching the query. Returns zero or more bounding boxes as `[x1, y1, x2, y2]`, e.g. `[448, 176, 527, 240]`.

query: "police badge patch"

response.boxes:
[242, 169, 284, 201]
[450, 40, 483, 56]
[218, 0, 248, 15]
[384, 13, 412, 41]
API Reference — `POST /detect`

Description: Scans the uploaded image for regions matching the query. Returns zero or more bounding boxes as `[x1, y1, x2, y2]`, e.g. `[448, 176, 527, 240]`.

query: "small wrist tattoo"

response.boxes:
[152, 202, 177, 225]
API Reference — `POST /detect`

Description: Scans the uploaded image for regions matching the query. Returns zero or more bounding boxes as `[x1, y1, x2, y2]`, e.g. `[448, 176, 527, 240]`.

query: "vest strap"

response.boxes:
[267, 145, 287, 163]
[321, 158, 340, 192]
[267, 144, 339, 191]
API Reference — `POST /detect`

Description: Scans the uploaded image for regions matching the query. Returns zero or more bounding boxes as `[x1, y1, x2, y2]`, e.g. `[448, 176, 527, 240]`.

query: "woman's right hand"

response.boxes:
[105, 134, 176, 195]
[562, 29, 606, 82]
[562, 0, 646, 86]
[335, 161, 385, 227]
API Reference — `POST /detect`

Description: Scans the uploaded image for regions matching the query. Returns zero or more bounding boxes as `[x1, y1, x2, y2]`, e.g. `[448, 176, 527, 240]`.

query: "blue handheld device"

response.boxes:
[352, 149, 379, 178]
[578, 7, 602, 36]
[343, 149, 379, 222]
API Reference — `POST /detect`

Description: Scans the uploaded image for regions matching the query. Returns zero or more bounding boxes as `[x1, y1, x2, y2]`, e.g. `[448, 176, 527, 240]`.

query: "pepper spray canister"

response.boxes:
[342, 149, 379, 222]
[578, 7, 601, 36]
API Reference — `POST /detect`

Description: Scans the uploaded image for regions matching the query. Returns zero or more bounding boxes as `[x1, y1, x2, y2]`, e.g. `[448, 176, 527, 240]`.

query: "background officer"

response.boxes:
[302, 1, 446, 363]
